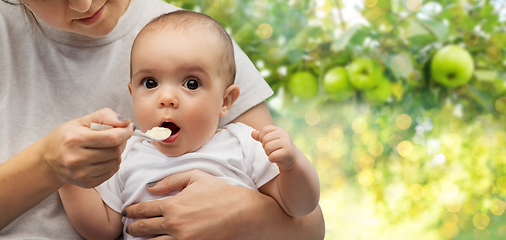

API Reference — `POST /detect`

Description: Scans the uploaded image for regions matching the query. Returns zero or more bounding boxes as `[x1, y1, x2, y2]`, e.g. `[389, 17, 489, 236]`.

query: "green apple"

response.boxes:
[347, 58, 383, 90]
[431, 45, 474, 87]
[363, 78, 392, 103]
[322, 67, 355, 101]
[288, 71, 319, 99]
[492, 78, 506, 97]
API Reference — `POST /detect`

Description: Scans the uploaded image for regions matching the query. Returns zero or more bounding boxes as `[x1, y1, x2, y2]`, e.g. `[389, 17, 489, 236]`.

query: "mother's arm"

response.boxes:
[0, 109, 133, 229]
[0, 140, 64, 230]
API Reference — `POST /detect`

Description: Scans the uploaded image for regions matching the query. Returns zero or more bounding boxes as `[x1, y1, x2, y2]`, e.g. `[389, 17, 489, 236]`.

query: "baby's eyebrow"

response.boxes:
[131, 69, 155, 80]
[181, 65, 207, 74]
[180, 65, 210, 78]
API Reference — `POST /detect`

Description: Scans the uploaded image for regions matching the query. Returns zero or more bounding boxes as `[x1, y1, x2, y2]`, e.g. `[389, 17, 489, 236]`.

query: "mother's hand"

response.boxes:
[42, 108, 133, 188]
[123, 169, 255, 239]
[123, 169, 325, 240]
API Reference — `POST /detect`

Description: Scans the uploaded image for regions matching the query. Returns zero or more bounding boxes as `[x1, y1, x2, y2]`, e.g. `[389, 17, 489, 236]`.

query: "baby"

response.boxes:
[59, 10, 320, 239]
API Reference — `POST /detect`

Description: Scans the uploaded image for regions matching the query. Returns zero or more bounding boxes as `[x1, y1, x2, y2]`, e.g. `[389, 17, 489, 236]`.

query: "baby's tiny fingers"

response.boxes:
[251, 130, 260, 141]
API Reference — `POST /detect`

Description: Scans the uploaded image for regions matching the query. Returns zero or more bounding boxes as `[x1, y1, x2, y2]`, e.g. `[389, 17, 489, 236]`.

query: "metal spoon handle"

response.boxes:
[90, 123, 164, 142]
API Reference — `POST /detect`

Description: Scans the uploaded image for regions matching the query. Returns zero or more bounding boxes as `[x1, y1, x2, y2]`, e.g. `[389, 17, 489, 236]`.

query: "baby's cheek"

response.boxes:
[186, 108, 219, 140]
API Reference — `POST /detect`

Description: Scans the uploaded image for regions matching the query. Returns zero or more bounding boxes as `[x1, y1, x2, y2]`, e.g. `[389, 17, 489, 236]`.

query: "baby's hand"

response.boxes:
[251, 125, 297, 171]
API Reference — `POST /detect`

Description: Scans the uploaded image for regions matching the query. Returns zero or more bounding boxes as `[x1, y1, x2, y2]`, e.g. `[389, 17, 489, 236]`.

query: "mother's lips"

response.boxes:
[76, 5, 105, 25]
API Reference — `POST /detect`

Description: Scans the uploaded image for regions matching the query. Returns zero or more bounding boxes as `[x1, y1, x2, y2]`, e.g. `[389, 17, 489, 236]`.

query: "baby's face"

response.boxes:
[20, 0, 130, 37]
[129, 28, 231, 156]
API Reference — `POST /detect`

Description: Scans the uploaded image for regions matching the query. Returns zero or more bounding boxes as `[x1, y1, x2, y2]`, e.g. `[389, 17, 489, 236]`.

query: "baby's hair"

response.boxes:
[135, 10, 236, 86]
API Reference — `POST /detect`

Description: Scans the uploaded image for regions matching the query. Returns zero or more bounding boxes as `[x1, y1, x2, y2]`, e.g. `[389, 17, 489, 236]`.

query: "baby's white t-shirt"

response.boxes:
[96, 123, 280, 239]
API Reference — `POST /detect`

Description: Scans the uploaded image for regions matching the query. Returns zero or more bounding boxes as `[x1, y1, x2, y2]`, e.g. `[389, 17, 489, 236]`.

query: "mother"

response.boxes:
[0, 0, 325, 239]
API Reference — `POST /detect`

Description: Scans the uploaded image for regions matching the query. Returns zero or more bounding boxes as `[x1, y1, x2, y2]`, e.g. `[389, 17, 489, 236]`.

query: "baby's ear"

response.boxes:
[127, 82, 133, 96]
[220, 84, 240, 118]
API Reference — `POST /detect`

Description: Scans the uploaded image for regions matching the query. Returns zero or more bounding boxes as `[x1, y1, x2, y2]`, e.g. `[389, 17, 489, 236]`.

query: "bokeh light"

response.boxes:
[496, 97, 506, 113]
[352, 118, 368, 133]
[256, 23, 273, 39]
[329, 127, 344, 143]
[221, 0, 237, 13]
[441, 182, 459, 199]
[498, 177, 506, 192]
[486, 45, 502, 63]
[376, 18, 393, 34]
[441, 211, 458, 227]
[363, 0, 378, 8]
[441, 225, 459, 239]
[367, 141, 383, 157]
[396, 114, 412, 130]
[372, 48, 388, 62]
[463, 30, 479, 46]
[473, 213, 490, 230]
[490, 199, 506, 216]
[358, 170, 374, 187]
[432, 153, 446, 164]
[267, 48, 283, 64]
[317, 136, 332, 153]
[364, 6, 381, 20]
[499, 225, 506, 237]
[315, 0, 331, 18]
[474, 228, 490, 240]
[397, 140, 413, 157]
[305, 110, 321, 126]
[445, 199, 462, 212]
[207, 0, 222, 7]
[288, 0, 305, 10]
[390, 55, 407, 73]
[409, 184, 424, 200]
[406, 0, 423, 12]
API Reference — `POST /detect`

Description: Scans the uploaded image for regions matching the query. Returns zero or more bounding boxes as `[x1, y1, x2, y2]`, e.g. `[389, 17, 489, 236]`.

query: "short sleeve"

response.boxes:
[94, 138, 140, 214]
[248, 139, 280, 188]
[95, 174, 124, 214]
[229, 123, 279, 187]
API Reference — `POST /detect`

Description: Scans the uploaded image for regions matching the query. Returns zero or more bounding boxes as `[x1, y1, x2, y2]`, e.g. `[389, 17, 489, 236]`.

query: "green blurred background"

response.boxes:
[166, 0, 506, 239]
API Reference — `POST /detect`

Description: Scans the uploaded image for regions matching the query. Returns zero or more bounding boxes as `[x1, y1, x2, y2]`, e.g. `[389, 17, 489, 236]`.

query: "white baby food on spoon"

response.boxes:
[146, 127, 172, 140]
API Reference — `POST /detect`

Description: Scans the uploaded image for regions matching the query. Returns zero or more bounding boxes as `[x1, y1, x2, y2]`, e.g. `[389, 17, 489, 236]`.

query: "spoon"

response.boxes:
[90, 123, 171, 142]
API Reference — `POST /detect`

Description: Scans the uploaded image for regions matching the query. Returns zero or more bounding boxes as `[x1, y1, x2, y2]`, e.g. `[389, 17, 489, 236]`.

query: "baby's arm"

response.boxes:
[252, 125, 320, 217]
[59, 184, 123, 239]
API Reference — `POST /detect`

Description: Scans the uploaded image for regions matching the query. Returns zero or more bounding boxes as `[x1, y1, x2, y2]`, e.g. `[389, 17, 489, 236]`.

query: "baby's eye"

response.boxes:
[142, 78, 158, 89]
[183, 78, 200, 90]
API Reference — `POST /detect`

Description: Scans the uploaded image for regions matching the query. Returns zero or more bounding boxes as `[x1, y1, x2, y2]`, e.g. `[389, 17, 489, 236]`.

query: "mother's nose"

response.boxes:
[68, 0, 92, 13]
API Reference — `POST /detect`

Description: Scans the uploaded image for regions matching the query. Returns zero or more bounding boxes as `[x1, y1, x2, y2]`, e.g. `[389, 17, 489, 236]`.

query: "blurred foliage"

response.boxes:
[166, 0, 506, 239]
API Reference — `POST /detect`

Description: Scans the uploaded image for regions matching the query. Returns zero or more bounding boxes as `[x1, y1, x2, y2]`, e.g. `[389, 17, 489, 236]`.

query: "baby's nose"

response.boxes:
[159, 90, 179, 108]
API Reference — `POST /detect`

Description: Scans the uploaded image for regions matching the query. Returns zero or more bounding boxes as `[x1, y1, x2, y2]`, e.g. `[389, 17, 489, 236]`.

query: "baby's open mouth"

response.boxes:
[161, 122, 180, 136]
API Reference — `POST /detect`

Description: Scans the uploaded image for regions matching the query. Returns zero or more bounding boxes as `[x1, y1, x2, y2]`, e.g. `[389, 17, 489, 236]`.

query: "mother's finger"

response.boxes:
[124, 199, 165, 219]
[79, 108, 131, 128]
[85, 144, 126, 163]
[88, 157, 121, 177]
[148, 235, 176, 240]
[126, 216, 171, 237]
[147, 169, 207, 195]
[81, 125, 133, 149]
